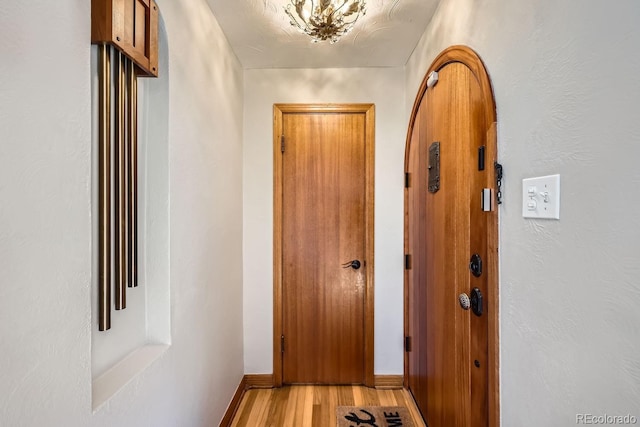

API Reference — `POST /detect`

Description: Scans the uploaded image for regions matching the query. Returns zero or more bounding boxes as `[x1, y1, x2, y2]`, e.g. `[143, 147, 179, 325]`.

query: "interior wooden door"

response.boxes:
[274, 104, 375, 386]
[404, 46, 499, 427]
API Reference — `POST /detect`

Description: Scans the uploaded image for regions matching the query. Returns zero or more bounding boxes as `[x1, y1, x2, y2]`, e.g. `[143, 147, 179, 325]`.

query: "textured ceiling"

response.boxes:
[205, 0, 441, 69]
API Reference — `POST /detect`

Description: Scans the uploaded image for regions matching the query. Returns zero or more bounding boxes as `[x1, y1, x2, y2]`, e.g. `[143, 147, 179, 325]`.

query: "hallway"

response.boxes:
[1, 0, 639, 426]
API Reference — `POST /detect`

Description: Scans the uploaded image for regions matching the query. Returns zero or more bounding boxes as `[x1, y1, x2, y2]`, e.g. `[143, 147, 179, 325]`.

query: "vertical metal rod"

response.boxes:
[114, 51, 127, 310]
[123, 56, 130, 294]
[127, 60, 138, 288]
[98, 44, 112, 331]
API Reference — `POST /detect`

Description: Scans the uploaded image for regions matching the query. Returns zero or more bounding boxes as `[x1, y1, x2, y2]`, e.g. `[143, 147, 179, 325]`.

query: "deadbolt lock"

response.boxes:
[469, 254, 483, 277]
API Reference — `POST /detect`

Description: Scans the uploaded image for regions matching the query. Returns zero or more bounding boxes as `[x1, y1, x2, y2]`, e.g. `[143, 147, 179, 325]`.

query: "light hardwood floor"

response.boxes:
[229, 385, 426, 427]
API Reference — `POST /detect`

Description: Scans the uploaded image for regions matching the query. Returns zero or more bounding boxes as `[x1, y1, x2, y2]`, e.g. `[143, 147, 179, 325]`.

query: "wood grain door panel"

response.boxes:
[274, 104, 375, 386]
[282, 112, 366, 384]
[404, 46, 499, 427]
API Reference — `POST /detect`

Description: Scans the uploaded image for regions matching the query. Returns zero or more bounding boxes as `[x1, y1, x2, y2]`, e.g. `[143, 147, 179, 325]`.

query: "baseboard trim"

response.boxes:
[219, 376, 247, 427]
[219, 374, 274, 427]
[245, 374, 275, 389]
[374, 375, 404, 389]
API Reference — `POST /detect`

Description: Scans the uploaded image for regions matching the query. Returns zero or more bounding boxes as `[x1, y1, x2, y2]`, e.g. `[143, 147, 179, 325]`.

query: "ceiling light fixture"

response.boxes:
[284, 0, 367, 44]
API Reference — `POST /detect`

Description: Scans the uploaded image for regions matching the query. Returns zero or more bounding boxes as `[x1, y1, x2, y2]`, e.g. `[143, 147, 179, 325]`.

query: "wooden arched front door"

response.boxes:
[404, 46, 500, 427]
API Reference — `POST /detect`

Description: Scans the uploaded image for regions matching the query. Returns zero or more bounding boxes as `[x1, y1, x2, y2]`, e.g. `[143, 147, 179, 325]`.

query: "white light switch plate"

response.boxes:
[522, 174, 560, 219]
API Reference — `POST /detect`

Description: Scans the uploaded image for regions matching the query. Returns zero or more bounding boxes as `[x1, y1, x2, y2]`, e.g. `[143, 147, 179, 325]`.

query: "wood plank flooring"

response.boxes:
[230, 385, 426, 427]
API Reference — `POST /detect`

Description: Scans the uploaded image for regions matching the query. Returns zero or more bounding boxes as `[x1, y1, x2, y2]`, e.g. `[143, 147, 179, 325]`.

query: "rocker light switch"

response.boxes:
[522, 175, 560, 219]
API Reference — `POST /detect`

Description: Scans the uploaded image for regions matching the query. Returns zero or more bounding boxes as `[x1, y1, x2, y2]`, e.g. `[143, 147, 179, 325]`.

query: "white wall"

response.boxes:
[405, 0, 640, 424]
[243, 68, 406, 375]
[0, 0, 244, 425]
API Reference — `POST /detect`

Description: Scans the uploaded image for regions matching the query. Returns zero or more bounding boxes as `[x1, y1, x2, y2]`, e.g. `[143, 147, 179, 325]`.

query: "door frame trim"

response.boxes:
[273, 103, 375, 387]
[403, 45, 500, 426]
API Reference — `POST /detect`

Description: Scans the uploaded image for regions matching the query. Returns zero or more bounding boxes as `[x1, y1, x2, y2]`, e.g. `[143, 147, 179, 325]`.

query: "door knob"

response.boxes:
[342, 260, 361, 270]
[459, 293, 470, 310]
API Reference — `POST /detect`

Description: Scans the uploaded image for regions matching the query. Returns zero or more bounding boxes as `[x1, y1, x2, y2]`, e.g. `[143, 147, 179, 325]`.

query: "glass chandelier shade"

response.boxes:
[285, 0, 367, 44]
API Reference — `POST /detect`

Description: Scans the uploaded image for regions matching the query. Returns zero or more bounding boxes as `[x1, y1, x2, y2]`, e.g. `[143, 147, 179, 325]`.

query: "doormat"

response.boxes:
[336, 406, 414, 427]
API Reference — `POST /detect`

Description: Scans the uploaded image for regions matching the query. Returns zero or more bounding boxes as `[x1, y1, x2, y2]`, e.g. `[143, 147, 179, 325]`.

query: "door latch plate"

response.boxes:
[471, 287, 484, 316]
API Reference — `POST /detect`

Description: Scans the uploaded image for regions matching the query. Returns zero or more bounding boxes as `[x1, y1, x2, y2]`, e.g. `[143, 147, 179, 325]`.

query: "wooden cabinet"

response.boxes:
[92, 0, 159, 77]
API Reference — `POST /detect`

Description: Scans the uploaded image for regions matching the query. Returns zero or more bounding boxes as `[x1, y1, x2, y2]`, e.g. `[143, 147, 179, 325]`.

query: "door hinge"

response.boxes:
[281, 335, 285, 353]
[405, 172, 411, 188]
[405, 254, 412, 270]
[405, 336, 412, 352]
[280, 135, 285, 153]
[478, 145, 486, 171]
